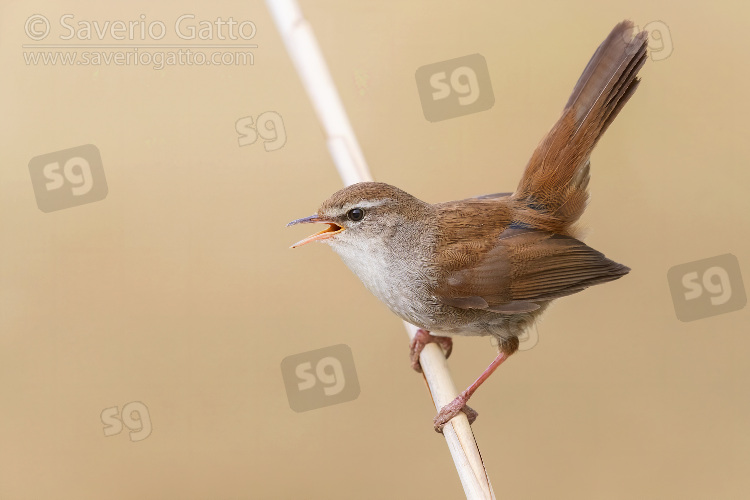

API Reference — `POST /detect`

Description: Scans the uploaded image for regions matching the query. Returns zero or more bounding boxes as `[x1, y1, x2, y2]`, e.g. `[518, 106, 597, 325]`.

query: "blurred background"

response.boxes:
[1, 0, 749, 498]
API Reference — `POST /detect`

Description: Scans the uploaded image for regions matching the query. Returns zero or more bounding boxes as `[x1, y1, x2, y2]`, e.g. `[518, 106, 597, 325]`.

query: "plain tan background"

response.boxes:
[2, 0, 749, 498]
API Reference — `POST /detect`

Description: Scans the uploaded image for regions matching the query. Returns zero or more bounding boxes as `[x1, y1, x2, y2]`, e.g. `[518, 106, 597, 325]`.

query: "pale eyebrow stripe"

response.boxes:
[338, 198, 391, 213]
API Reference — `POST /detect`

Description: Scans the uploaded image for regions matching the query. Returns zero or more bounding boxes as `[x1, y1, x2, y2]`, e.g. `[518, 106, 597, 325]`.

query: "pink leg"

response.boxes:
[433, 350, 510, 433]
[409, 329, 453, 373]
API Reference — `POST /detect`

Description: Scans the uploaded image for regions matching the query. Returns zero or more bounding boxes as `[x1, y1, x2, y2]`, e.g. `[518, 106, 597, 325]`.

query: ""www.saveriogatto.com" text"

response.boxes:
[23, 48, 254, 70]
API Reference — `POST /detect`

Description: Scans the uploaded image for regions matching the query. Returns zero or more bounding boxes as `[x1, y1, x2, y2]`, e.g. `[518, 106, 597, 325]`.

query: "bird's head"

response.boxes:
[287, 182, 429, 250]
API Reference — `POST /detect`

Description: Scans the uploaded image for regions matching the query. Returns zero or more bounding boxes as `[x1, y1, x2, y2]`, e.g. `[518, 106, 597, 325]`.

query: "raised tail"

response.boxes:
[512, 20, 648, 232]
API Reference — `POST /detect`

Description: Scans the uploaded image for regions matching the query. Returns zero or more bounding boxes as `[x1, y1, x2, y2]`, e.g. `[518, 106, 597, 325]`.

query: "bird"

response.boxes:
[288, 20, 647, 432]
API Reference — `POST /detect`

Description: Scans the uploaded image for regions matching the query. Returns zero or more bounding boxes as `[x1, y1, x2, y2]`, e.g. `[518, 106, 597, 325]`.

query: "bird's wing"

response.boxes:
[434, 228, 629, 314]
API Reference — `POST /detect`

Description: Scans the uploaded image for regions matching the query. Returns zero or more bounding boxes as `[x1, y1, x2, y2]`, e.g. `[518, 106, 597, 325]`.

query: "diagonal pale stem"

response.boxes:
[266, 1, 496, 498]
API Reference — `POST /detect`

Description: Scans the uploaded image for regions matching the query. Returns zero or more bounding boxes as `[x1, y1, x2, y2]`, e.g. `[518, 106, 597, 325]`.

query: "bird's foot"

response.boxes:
[433, 391, 477, 433]
[409, 329, 453, 373]
[432, 349, 512, 432]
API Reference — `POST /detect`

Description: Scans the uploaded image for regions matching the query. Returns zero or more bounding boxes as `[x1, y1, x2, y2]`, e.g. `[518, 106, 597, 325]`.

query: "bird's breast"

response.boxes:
[330, 237, 436, 327]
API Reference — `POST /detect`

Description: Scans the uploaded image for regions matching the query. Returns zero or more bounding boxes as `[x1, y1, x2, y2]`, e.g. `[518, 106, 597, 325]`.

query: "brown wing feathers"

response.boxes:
[507, 233, 630, 302]
[436, 229, 629, 313]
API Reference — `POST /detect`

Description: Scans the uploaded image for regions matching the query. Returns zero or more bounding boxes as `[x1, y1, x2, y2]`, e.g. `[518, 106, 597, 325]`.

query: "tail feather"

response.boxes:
[512, 21, 648, 232]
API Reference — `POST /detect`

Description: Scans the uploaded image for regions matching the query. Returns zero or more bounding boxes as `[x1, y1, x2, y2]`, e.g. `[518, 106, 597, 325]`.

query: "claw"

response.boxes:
[432, 350, 513, 432]
[434, 394, 477, 433]
[409, 329, 453, 373]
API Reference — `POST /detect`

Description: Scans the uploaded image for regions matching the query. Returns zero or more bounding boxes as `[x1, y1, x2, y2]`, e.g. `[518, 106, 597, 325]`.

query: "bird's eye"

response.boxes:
[347, 208, 365, 222]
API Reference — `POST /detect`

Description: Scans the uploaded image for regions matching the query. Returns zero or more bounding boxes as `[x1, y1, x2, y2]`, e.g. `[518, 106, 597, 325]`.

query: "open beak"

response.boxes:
[287, 214, 344, 248]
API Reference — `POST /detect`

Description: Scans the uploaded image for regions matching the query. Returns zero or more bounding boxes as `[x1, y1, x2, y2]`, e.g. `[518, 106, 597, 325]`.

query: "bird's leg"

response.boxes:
[433, 349, 512, 433]
[409, 329, 453, 373]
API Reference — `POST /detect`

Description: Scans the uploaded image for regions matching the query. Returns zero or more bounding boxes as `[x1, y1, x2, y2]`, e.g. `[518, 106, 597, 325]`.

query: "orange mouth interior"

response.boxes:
[290, 223, 344, 248]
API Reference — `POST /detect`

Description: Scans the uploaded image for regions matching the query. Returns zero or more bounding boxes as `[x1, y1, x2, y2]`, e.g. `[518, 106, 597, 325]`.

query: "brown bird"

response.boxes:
[289, 20, 647, 432]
